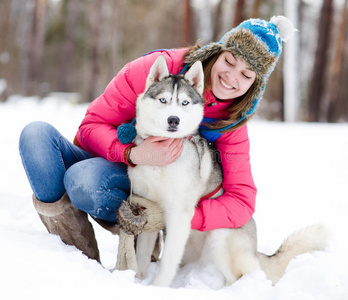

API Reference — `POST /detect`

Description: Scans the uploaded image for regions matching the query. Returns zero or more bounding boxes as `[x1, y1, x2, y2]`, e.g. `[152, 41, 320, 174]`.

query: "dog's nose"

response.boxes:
[167, 116, 180, 127]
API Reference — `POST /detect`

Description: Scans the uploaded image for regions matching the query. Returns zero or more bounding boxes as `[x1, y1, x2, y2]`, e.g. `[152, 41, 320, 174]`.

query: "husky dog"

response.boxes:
[128, 55, 328, 287]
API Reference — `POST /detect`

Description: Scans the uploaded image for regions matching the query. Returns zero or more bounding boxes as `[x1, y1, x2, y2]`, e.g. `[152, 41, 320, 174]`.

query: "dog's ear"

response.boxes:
[146, 55, 169, 90]
[184, 61, 204, 96]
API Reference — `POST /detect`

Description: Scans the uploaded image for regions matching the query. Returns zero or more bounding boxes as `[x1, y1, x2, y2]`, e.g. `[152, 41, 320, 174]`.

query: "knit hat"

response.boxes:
[185, 16, 296, 131]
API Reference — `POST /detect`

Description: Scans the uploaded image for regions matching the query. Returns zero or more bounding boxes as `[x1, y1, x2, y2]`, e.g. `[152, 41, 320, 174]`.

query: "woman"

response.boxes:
[19, 16, 295, 262]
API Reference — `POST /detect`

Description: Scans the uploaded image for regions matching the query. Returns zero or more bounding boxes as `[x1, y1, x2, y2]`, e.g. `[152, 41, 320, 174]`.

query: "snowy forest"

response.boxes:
[0, 0, 348, 123]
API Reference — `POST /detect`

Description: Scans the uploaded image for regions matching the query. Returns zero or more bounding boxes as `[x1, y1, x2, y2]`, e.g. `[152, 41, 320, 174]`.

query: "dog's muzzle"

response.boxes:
[167, 115, 180, 132]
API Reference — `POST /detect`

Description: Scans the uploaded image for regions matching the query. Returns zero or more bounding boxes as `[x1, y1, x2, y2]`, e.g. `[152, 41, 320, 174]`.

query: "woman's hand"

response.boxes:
[129, 136, 183, 166]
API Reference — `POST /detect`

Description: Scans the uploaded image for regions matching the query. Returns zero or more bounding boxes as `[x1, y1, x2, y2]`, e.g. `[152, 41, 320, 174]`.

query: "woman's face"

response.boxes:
[210, 51, 256, 100]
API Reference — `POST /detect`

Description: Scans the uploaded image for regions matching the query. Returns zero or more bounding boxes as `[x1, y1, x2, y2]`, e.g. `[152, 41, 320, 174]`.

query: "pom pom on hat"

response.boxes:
[270, 15, 297, 42]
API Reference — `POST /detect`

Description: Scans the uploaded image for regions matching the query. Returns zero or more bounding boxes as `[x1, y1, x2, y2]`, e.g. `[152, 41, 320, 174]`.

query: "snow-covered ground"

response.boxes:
[1, 96, 348, 300]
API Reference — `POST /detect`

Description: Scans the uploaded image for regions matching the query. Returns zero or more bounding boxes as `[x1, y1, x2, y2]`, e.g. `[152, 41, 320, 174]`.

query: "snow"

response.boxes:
[1, 96, 348, 300]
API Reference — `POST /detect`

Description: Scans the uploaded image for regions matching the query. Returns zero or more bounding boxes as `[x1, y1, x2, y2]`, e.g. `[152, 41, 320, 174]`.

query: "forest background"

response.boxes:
[0, 0, 347, 123]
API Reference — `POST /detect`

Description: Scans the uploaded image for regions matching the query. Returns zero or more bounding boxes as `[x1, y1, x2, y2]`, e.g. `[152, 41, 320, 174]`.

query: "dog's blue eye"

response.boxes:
[159, 98, 166, 104]
[182, 100, 189, 106]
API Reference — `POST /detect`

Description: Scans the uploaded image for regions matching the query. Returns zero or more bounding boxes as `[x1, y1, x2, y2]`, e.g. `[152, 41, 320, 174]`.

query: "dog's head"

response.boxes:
[136, 55, 204, 139]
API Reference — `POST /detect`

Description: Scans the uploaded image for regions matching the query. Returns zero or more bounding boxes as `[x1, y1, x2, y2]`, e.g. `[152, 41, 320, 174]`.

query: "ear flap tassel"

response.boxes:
[117, 119, 137, 144]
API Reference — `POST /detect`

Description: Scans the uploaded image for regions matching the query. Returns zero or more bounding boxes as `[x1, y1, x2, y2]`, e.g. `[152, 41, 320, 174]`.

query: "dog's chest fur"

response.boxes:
[128, 137, 212, 208]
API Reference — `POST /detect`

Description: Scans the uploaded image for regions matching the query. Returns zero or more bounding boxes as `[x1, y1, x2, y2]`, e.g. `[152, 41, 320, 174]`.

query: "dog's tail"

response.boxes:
[256, 224, 329, 284]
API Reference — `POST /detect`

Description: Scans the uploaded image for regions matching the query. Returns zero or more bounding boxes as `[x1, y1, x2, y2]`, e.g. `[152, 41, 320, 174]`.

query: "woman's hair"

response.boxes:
[183, 41, 257, 132]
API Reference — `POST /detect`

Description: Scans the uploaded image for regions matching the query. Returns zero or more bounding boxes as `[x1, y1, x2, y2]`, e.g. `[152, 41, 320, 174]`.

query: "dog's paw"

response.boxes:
[135, 271, 145, 280]
[152, 275, 171, 287]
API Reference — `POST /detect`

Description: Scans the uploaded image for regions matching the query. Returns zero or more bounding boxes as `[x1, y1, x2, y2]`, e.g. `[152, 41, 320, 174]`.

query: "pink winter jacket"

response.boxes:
[75, 48, 257, 231]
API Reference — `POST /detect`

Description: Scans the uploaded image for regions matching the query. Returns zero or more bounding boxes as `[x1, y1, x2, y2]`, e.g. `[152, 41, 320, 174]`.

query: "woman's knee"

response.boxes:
[64, 158, 130, 221]
[19, 122, 69, 202]
[64, 158, 102, 193]
[19, 121, 56, 151]
[64, 160, 96, 212]
[64, 157, 130, 193]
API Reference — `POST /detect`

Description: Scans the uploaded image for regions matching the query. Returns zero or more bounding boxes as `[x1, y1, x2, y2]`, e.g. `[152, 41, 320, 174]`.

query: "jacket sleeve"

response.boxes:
[75, 49, 186, 162]
[191, 124, 257, 230]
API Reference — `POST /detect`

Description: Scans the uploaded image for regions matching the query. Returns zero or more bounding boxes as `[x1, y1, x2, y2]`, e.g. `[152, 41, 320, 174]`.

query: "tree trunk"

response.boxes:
[59, 0, 79, 92]
[212, 0, 224, 41]
[110, 0, 122, 76]
[0, 0, 12, 78]
[307, 0, 333, 122]
[86, 0, 103, 102]
[326, 0, 348, 122]
[252, 0, 261, 18]
[183, 0, 193, 45]
[283, 0, 299, 122]
[22, 0, 47, 96]
[198, 0, 213, 44]
[234, 0, 246, 27]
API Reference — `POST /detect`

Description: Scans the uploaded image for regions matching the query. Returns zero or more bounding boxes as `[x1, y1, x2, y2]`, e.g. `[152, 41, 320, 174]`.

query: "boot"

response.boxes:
[32, 193, 100, 262]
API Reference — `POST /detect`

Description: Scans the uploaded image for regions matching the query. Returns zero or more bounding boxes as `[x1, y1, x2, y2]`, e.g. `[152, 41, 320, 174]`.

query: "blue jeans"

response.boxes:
[19, 121, 130, 223]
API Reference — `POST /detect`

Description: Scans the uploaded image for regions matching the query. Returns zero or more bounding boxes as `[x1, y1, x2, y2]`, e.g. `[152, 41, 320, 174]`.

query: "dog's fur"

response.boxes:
[128, 55, 329, 287]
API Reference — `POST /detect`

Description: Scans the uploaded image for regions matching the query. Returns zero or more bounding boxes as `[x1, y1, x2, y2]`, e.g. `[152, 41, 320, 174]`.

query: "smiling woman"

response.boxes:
[210, 51, 256, 100]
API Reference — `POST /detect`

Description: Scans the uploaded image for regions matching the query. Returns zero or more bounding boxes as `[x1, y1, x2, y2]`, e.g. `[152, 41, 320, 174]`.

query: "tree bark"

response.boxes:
[212, 0, 224, 41]
[23, 0, 47, 96]
[234, 0, 246, 27]
[326, 0, 348, 122]
[86, 0, 103, 102]
[252, 0, 261, 18]
[283, 0, 299, 122]
[183, 0, 193, 45]
[0, 0, 12, 78]
[59, 0, 79, 92]
[198, 0, 212, 44]
[307, 0, 333, 122]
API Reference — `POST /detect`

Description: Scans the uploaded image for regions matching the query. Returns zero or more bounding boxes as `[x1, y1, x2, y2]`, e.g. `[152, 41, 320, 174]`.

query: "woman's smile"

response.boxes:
[219, 76, 235, 90]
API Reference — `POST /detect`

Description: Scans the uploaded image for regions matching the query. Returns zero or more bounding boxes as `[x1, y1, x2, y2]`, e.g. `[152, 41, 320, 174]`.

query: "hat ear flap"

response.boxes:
[184, 60, 204, 96]
[146, 55, 169, 90]
[185, 43, 222, 67]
